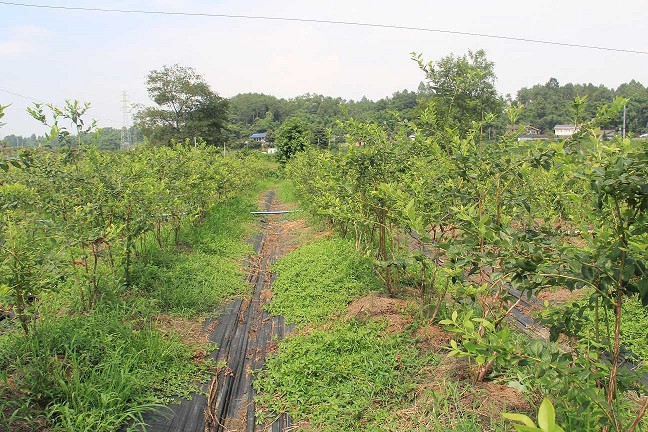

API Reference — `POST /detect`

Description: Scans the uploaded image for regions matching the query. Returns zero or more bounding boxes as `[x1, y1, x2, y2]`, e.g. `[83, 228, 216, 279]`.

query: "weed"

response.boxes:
[266, 237, 377, 325]
[0, 300, 211, 432]
[255, 320, 433, 431]
[0, 181, 268, 431]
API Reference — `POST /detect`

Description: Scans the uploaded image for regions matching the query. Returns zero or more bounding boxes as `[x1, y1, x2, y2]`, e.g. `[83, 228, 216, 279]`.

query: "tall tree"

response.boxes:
[616, 80, 648, 133]
[275, 117, 312, 164]
[413, 50, 503, 135]
[135, 65, 228, 146]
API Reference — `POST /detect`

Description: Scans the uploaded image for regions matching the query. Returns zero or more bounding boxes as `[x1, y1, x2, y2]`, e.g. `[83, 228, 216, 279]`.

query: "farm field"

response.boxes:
[0, 51, 647, 432]
[0, 133, 646, 431]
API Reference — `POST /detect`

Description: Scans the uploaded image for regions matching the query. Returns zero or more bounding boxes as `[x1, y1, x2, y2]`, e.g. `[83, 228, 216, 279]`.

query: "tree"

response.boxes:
[616, 80, 648, 133]
[412, 50, 503, 135]
[0, 104, 8, 129]
[515, 78, 648, 134]
[275, 117, 312, 164]
[311, 124, 329, 148]
[0, 104, 8, 148]
[135, 65, 228, 146]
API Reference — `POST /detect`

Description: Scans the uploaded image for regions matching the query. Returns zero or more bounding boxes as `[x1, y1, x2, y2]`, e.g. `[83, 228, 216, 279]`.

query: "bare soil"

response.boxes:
[468, 382, 531, 416]
[414, 323, 453, 351]
[346, 294, 413, 334]
[390, 356, 529, 431]
[538, 287, 587, 304]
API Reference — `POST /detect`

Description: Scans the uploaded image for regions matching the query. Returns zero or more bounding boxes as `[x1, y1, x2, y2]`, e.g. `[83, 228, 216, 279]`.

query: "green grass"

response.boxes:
[273, 178, 299, 206]
[255, 320, 433, 431]
[131, 195, 257, 316]
[254, 318, 521, 431]
[543, 293, 648, 362]
[265, 237, 377, 325]
[0, 182, 273, 431]
[0, 300, 210, 432]
[593, 296, 648, 362]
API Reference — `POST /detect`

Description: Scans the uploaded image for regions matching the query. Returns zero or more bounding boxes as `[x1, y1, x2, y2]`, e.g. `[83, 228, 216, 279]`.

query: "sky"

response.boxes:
[1, 0, 647, 136]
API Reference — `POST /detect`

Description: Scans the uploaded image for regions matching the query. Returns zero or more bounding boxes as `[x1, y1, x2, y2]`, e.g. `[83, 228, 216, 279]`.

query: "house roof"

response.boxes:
[250, 133, 267, 139]
[509, 124, 540, 130]
[554, 124, 576, 129]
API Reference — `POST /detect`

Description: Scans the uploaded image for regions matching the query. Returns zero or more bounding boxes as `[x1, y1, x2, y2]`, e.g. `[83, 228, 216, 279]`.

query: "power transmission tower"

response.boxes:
[120, 91, 132, 149]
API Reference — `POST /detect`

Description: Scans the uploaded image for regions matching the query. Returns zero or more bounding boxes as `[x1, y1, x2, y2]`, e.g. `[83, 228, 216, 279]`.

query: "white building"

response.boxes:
[554, 124, 579, 138]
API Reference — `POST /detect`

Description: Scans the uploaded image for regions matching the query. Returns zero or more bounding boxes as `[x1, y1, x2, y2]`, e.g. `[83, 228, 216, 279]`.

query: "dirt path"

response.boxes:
[139, 190, 297, 432]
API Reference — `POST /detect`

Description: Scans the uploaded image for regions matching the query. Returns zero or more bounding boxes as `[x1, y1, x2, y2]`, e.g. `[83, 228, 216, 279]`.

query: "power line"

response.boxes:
[1, 0, 647, 55]
[0, 87, 41, 103]
[0, 86, 121, 124]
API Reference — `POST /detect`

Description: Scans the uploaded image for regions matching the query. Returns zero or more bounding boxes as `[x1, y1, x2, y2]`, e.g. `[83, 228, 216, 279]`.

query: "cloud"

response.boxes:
[0, 25, 50, 58]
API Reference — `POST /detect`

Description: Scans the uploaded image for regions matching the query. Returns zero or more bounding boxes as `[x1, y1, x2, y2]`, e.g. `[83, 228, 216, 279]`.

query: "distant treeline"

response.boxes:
[1, 126, 140, 150]
[4, 71, 648, 149]
[228, 78, 648, 146]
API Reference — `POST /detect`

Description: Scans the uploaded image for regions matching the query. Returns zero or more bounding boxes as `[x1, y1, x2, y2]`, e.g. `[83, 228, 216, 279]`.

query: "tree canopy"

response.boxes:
[515, 78, 648, 133]
[274, 117, 312, 164]
[135, 65, 228, 146]
[413, 49, 503, 135]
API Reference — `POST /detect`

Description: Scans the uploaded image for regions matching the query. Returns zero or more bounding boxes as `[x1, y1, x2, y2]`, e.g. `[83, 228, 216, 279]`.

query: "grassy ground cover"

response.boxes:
[544, 293, 648, 362]
[255, 320, 432, 431]
[264, 237, 376, 326]
[130, 194, 258, 316]
[254, 204, 523, 431]
[0, 181, 270, 432]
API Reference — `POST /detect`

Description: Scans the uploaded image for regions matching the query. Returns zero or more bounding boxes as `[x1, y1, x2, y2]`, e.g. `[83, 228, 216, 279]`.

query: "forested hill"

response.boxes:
[516, 78, 648, 133]
[228, 78, 648, 146]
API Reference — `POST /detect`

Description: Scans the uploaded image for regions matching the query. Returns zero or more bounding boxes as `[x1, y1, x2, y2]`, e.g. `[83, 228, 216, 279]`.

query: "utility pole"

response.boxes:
[622, 104, 627, 139]
[121, 91, 132, 149]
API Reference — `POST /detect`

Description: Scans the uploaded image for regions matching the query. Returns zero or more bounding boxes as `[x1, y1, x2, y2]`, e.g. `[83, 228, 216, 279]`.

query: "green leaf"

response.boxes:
[537, 398, 556, 432]
[502, 412, 536, 427]
[512, 426, 544, 432]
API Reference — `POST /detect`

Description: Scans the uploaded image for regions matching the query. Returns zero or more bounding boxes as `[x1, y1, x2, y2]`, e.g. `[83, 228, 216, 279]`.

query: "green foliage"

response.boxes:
[516, 78, 648, 134]
[135, 64, 229, 146]
[266, 237, 375, 325]
[286, 89, 647, 431]
[0, 103, 272, 430]
[503, 398, 565, 432]
[27, 99, 97, 147]
[413, 49, 503, 136]
[0, 300, 211, 432]
[274, 116, 312, 164]
[255, 320, 429, 431]
[273, 178, 299, 206]
[543, 294, 648, 362]
[440, 308, 518, 381]
[0, 103, 9, 129]
[131, 197, 255, 316]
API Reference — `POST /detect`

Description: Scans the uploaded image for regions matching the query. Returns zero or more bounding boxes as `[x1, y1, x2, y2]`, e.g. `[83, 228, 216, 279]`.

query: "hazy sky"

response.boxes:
[1, 0, 647, 136]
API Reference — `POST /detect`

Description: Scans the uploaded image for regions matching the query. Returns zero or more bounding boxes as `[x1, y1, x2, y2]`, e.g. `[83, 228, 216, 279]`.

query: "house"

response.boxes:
[554, 124, 579, 138]
[517, 133, 549, 142]
[509, 124, 542, 135]
[266, 147, 277, 155]
[508, 124, 547, 141]
[250, 132, 267, 142]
